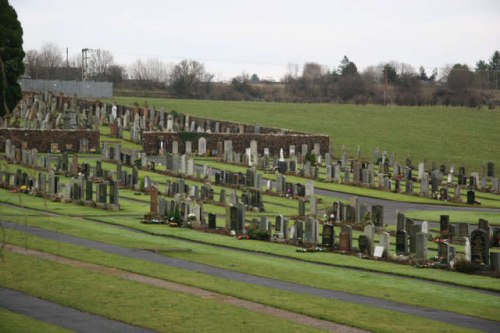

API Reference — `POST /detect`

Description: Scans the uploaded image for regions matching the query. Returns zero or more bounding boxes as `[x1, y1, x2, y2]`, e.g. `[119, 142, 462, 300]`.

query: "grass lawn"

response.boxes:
[1, 230, 482, 333]
[0, 251, 323, 333]
[110, 97, 500, 172]
[2, 202, 500, 321]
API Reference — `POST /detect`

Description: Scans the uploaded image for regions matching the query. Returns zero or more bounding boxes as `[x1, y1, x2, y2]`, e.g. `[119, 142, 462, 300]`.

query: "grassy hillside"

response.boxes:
[111, 97, 500, 171]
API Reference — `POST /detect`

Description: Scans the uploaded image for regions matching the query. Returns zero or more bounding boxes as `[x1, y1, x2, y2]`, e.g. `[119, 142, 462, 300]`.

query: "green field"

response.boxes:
[111, 97, 500, 172]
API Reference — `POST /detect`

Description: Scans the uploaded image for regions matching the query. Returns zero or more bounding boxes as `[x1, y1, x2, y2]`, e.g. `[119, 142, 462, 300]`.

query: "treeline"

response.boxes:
[23, 43, 499, 107]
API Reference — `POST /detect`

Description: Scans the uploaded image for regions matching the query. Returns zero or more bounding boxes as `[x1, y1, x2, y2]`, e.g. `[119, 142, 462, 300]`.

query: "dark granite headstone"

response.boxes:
[470, 229, 489, 265]
[358, 235, 369, 254]
[208, 213, 216, 229]
[396, 230, 408, 255]
[322, 224, 334, 248]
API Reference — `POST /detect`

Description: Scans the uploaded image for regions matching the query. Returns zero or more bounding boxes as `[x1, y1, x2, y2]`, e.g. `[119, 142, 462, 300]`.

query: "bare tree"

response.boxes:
[24, 49, 41, 79]
[129, 58, 169, 89]
[38, 42, 63, 79]
[169, 59, 212, 97]
[88, 49, 114, 81]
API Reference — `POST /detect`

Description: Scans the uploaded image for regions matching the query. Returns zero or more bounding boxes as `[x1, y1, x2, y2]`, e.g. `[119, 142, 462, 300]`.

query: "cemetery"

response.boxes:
[1, 92, 500, 333]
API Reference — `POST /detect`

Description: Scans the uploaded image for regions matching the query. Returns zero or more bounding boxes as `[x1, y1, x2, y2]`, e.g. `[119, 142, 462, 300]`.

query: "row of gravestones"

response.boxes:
[0, 169, 119, 210]
[396, 213, 499, 267]
[147, 185, 204, 225]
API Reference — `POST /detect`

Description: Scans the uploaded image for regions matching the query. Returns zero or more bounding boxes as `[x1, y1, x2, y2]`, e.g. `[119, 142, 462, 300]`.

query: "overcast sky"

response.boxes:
[10, 0, 500, 81]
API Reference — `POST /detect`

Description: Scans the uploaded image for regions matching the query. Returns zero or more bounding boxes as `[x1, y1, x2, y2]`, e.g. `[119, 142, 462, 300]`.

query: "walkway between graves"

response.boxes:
[4, 244, 365, 333]
[0, 288, 153, 333]
[2, 221, 499, 333]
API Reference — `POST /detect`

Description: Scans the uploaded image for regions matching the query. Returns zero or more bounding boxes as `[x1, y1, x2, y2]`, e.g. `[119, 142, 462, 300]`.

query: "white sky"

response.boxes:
[10, 0, 500, 81]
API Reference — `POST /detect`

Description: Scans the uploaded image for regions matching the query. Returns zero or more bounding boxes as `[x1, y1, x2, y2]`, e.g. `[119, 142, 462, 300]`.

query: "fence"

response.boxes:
[19, 79, 113, 98]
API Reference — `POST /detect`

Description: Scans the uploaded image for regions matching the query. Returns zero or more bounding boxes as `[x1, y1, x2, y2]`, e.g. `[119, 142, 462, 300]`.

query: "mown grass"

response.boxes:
[1, 230, 482, 333]
[0, 251, 322, 333]
[111, 97, 500, 172]
[0, 308, 72, 333]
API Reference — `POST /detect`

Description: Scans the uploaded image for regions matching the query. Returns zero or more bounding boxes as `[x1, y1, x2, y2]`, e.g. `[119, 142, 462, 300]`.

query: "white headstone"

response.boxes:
[421, 221, 428, 233]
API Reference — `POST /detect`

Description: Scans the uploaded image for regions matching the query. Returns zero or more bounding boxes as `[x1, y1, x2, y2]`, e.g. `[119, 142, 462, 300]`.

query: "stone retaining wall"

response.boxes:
[142, 132, 330, 156]
[0, 129, 100, 153]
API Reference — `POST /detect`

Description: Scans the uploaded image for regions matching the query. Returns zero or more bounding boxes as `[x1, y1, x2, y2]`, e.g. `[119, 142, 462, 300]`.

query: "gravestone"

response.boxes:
[440, 215, 449, 236]
[364, 224, 375, 253]
[467, 190, 475, 204]
[208, 213, 217, 229]
[396, 230, 408, 255]
[198, 137, 207, 156]
[339, 231, 351, 252]
[358, 235, 369, 255]
[464, 237, 471, 261]
[458, 223, 470, 238]
[379, 231, 390, 256]
[438, 242, 451, 264]
[408, 224, 422, 253]
[322, 224, 335, 248]
[415, 232, 428, 260]
[97, 183, 107, 205]
[372, 205, 383, 228]
[470, 229, 489, 265]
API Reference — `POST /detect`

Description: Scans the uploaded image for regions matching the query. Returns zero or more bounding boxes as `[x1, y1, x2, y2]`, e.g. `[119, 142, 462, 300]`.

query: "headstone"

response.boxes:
[322, 224, 335, 248]
[379, 231, 390, 256]
[198, 137, 207, 156]
[396, 230, 408, 255]
[440, 215, 449, 236]
[208, 213, 216, 229]
[470, 229, 489, 265]
[372, 205, 383, 228]
[358, 235, 369, 255]
[415, 232, 428, 260]
[339, 230, 351, 252]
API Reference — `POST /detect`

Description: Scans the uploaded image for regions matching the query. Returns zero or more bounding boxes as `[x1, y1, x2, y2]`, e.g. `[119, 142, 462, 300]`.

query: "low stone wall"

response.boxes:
[0, 129, 100, 153]
[142, 132, 330, 156]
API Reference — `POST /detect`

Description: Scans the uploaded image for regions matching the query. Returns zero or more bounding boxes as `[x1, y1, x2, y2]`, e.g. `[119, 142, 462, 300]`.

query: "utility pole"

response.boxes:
[384, 67, 388, 105]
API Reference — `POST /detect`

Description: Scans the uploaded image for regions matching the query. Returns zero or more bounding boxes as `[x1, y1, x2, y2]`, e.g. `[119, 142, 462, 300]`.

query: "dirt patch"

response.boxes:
[5, 244, 367, 333]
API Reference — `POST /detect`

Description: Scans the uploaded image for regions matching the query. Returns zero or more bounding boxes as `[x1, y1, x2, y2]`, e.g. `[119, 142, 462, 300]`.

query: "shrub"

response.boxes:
[452, 254, 472, 273]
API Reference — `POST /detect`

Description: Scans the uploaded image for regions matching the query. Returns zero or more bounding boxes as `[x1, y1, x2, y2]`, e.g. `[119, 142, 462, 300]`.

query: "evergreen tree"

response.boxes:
[0, 0, 25, 116]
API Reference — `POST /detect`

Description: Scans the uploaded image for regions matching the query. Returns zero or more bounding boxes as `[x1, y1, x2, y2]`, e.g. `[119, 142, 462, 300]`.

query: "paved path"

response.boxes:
[0, 288, 154, 333]
[3, 221, 499, 333]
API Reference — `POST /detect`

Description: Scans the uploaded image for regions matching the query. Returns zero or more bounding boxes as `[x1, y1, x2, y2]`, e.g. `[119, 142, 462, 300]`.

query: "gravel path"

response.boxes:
[3, 221, 499, 333]
[5, 244, 366, 333]
[0, 288, 154, 333]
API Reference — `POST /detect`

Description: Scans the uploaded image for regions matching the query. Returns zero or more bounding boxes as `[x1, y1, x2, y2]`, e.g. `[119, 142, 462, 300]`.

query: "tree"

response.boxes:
[383, 63, 398, 84]
[106, 64, 126, 84]
[169, 59, 213, 98]
[419, 66, 428, 81]
[24, 49, 40, 79]
[38, 42, 63, 79]
[129, 58, 168, 89]
[88, 49, 114, 81]
[0, 0, 25, 116]
[250, 73, 260, 83]
[447, 64, 474, 93]
[489, 50, 500, 71]
[338, 56, 358, 77]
